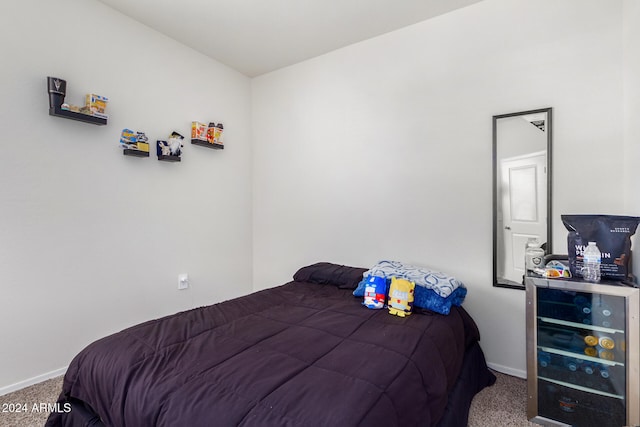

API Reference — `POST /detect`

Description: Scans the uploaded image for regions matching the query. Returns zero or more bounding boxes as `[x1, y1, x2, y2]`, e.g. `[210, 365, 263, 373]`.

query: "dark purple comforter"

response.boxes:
[47, 281, 483, 427]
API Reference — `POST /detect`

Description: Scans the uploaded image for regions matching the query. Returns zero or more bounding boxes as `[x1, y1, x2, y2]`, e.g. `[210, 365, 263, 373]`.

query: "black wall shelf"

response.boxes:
[158, 155, 181, 162]
[191, 139, 224, 150]
[123, 149, 149, 157]
[49, 106, 107, 126]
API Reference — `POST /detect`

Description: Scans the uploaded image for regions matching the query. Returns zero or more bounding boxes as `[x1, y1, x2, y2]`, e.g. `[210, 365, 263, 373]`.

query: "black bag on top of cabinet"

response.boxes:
[561, 214, 640, 281]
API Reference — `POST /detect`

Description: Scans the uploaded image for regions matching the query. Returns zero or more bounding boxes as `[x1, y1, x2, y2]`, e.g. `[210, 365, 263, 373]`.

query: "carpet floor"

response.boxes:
[0, 370, 537, 426]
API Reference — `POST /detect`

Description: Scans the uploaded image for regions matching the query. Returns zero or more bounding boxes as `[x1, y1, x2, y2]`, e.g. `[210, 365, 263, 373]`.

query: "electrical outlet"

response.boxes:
[178, 273, 189, 290]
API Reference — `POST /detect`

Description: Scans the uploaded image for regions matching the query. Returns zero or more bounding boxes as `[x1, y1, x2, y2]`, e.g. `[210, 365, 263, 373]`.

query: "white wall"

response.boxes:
[0, 0, 252, 391]
[252, 0, 632, 377]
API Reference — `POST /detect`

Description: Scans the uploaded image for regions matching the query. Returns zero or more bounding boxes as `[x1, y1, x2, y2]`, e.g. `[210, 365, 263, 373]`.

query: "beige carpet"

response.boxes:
[0, 376, 63, 427]
[469, 371, 538, 427]
[0, 371, 536, 426]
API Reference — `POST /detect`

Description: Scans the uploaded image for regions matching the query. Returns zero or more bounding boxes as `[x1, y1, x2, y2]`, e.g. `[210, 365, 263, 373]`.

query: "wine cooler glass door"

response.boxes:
[526, 277, 639, 427]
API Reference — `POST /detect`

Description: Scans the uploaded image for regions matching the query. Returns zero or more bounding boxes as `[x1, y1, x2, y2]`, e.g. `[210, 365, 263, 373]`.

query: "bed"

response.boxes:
[46, 263, 495, 427]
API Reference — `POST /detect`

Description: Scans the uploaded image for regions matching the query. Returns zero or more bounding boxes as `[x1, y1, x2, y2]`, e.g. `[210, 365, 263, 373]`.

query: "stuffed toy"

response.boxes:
[168, 131, 184, 156]
[157, 131, 185, 158]
[387, 277, 415, 317]
[362, 275, 388, 309]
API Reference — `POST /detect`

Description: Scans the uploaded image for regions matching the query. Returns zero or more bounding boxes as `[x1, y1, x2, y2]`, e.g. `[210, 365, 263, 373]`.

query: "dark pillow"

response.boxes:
[293, 262, 367, 289]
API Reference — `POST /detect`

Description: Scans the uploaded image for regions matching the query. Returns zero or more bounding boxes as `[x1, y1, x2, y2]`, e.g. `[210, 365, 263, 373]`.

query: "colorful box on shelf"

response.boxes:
[120, 129, 150, 157]
[191, 121, 224, 149]
[191, 121, 207, 142]
[85, 94, 109, 119]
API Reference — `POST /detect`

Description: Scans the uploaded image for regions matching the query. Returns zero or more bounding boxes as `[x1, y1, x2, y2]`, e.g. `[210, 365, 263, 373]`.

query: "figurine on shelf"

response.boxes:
[47, 77, 67, 108]
[157, 140, 171, 156]
[168, 131, 184, 156]
[157, 131, 184, 160]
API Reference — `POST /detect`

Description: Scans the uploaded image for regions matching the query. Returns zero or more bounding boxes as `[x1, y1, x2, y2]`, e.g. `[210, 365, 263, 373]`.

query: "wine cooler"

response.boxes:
[525, 276, 639, 426]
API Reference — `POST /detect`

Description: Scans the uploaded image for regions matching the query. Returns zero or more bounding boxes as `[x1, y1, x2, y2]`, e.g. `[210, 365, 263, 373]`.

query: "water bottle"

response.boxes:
[581, 241, 601, 282]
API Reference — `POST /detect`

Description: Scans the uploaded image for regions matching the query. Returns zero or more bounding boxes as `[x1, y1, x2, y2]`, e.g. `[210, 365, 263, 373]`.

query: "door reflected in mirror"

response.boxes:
[493, 108, 552, 289]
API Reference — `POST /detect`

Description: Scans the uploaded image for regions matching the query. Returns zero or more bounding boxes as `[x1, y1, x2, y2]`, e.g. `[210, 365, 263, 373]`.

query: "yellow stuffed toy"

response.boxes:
[387, 277, 415, 317]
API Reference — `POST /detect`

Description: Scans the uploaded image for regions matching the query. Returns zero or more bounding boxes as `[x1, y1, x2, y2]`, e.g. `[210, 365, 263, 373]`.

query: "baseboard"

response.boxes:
[0, 367, 67, 397]
[487, 362, 527, 379]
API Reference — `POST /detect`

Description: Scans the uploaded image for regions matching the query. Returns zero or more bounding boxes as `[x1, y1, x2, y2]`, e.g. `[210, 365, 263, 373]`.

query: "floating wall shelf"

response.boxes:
[158, 155, 181, 162]
[123, 149, 149, 157]
[47, 77, 108, 126]
[191, 139, 224, 150]
[49, 105, 107, 126]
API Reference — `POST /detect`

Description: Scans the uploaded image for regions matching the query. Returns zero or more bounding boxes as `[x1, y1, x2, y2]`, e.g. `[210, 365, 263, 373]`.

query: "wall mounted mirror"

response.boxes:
[493, 108, 552, 289]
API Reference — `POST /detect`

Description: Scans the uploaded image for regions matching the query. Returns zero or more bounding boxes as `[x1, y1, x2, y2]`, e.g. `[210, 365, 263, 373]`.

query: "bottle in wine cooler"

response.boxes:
[592, 300, 614, 327]
[538, 350, 551, 368]
[583, 333, 615, 353]
[573, 295, 592, 324]
[595, 300, 612, 317]
[617, 338, 626, 352]
[574, 295, 592, 314]
[563, 356, 579, 372]
[599, 365, 610, 379]
[599, 349, 615, 361]
[584, 346, 598, 357]
[581, 361, 595, 375]
[598, 336, 615, 350]
[558, 395, 578, 413]
[583, 334, 598, 347]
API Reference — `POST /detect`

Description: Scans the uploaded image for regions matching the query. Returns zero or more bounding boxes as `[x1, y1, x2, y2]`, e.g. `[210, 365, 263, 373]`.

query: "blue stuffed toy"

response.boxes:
[362, 275, 388, 309]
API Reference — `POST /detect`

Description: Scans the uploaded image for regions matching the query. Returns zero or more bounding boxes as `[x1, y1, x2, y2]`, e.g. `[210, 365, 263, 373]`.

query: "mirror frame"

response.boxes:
[492, 107, 552, 290]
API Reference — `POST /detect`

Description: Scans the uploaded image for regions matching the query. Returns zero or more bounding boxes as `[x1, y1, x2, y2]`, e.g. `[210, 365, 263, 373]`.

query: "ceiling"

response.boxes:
[97, 0, 484, 77]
